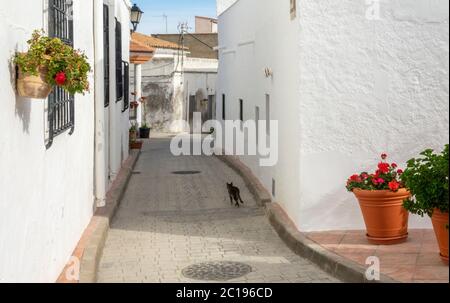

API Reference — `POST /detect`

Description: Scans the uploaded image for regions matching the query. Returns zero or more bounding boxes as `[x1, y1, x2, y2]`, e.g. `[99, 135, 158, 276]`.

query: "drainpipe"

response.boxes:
[93, 0, 106, 208]
[134, 63, 142, 126]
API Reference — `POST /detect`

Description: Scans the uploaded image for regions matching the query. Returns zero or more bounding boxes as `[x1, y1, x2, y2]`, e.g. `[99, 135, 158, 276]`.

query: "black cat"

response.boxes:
[227, 183, 244, 207]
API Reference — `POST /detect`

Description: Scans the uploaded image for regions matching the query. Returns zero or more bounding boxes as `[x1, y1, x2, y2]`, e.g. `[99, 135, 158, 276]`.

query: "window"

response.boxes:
[122, 61, 130, 112]
[46, 0, 74, 149]
[222, 94, 226, 120]
[115, 19, 123, 101]
[103, 4, 110, 107]
[266, 94, 270, 135]
[290, 0, 297, 20]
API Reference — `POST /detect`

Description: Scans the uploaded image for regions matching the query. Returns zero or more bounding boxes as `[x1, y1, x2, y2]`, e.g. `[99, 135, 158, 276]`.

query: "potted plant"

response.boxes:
[139, 122, 151, 139]
[14, 30, 90, 99]
[129, 123, 138, 142]
[129, 140, 143, 150]
[130, 101, 139, 109]
[401, 145, 449, 264]
[346, 153, 410, 244]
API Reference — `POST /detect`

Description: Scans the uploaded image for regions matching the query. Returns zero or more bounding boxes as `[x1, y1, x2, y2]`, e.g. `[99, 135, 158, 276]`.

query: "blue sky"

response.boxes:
[133, 0, 217, 35]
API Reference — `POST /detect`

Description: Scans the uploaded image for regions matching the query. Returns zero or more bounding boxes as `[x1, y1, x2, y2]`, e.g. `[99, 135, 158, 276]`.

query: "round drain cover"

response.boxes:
[172, 170, 201, 175]
[182, 261, 252, 281]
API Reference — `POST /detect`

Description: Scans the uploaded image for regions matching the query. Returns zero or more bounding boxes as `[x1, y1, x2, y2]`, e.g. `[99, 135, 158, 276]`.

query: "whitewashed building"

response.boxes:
[131, 32, 218, 132]
[0, 0, 132, 282]
[217, 0, 449, 231]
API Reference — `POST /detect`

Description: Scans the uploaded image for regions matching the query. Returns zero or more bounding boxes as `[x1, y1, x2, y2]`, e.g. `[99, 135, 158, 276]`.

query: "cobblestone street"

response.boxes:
[97, 135, 339, 283]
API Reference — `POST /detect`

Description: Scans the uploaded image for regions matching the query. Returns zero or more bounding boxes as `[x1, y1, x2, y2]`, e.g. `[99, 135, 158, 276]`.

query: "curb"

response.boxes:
[79, 149, 141, 283]
[216, 155, 398, 283]
[266, 203, 397, 283]
[216, 155, 272, 206]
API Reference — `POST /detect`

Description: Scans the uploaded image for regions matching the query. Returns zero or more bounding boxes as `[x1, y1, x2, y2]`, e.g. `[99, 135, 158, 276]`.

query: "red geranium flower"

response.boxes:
[381, 153, 388, 160]
[397, 169, 403, 175]
[361, 173, 369, 180]
[388, 180, 400, 192]
[349, 174, 361, 182]
[391, 163, 398, 169]
[55, 72, 67, 86]
[377, 178, 385, 184]
[378, 162, 390, 174]
[374, 170, 381, 178]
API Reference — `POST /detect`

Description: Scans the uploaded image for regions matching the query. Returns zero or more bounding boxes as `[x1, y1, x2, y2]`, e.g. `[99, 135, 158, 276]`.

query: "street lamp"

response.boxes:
[130, 4, 144, 33]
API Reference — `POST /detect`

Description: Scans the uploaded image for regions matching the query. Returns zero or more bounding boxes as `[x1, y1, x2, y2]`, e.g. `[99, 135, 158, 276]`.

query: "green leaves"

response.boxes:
[401, 144, 449, 217]
[14, 30, 91, 95]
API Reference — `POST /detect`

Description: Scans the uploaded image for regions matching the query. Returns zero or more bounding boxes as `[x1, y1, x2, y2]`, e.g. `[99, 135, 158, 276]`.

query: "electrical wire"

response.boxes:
[185, 32, 216, 50]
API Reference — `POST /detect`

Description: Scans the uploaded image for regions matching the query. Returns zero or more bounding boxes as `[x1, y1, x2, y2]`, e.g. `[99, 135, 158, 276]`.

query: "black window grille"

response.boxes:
[47, 0, 74, 149]
[122, 61, 130, 112]
[103, 4, 110, 107]
[115, 19, 123, 101]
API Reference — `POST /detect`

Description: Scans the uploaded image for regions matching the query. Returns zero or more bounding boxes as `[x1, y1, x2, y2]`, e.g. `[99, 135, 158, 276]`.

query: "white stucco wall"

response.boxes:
[133, 53, 218, 132]
[218, 0, 449, 232]
[217, 0, 300, 228]
[217, 0, 239, 16]
[0, 0, 131, 282]
[108, 0, 131, 182]
[296, 0, 449, 231]
[0, 0, 95, 282]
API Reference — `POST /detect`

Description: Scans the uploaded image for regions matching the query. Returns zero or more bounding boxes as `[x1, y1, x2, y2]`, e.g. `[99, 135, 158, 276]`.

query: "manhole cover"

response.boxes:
[182, 261, 252, 281]
[172, 170, 201, 175]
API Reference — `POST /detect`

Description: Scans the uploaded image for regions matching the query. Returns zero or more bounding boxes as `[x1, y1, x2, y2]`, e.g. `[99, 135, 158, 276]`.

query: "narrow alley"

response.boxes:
[97, 135, 338, 283]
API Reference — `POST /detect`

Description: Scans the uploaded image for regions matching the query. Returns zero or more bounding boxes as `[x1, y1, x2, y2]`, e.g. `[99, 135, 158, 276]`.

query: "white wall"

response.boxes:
[108, 0, 131, 182]
[134, 52, 218, 132]
[217, 0, 449, 232]
[0, 0, 131, 282]
[296, 0, 449, 231]
[217, 0, 239, 16]
[217, 0, 300, 227]
[0, 0, 95, 282]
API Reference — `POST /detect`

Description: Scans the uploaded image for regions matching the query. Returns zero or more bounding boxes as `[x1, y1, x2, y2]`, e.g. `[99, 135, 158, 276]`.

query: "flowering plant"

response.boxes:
[346, 153, 405, 192]
[14, 30, 91, 95]
[401, 145, 449, 217]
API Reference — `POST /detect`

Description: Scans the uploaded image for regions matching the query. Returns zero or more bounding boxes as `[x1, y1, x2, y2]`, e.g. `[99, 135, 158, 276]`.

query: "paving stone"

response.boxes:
[97, 136, 339, 283]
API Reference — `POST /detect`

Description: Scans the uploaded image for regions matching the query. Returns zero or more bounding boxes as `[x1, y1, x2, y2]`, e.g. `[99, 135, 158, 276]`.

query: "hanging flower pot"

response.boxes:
[346, 153, 410, 244]
[401, 145, 449, 265]
[14, 30, 91, 98]
[16, 67, 53, 99]
[130, 101, 139, 109]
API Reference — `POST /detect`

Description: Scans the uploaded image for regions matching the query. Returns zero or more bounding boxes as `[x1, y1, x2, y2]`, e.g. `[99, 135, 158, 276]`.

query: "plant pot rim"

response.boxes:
[353, 188, 409, 193]
[353, 188, 410, 198]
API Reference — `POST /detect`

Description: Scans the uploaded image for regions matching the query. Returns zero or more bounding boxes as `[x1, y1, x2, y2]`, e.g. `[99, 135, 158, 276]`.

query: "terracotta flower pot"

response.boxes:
[16, 67, 52, 99]
[129, 140, 143, 150]
[431, 209, 449, 265]
[353, 188, 410, 244]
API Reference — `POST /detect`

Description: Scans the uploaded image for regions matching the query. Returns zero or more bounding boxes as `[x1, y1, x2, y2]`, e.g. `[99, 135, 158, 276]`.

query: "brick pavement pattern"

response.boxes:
[97, 135, 339, 283]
